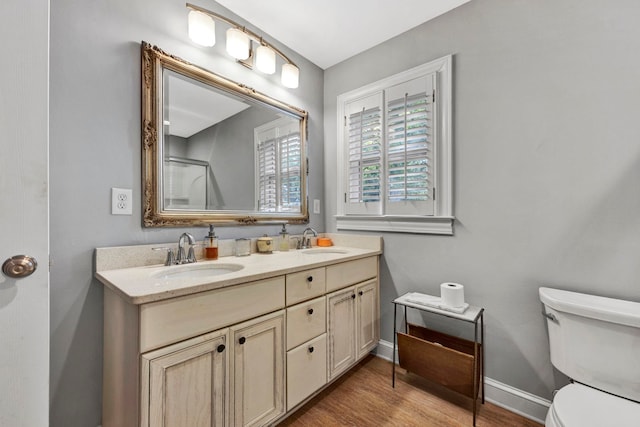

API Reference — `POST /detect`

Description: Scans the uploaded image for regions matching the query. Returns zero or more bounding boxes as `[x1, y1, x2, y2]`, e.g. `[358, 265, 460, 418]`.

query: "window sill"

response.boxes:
[335, 215, 454, 235]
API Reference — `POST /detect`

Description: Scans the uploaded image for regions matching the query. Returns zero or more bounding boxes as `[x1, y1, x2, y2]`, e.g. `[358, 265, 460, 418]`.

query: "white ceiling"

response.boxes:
[166, 71, 249, 138]
[216, 0, 472, 69]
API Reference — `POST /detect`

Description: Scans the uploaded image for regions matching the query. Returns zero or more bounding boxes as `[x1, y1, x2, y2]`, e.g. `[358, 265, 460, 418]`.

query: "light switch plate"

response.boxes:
[313, 199, 320, 214]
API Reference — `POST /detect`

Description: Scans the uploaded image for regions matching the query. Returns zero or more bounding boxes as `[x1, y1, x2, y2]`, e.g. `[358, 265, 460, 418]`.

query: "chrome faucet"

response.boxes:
[176, 232, 197, 264]
[300, 227, 318, 249]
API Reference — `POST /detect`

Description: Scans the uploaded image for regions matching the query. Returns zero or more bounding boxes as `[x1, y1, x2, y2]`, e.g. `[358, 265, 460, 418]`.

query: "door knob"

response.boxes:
[2, 255, 38, 278]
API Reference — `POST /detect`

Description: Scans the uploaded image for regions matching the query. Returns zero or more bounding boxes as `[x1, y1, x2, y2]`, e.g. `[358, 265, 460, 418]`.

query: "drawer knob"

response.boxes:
[308, 346, 314, 353]
[351, 294, 356, 299]
[307, 276, 313, 282]
[217, 344, 226, 353]
[307, 308, 314, 315]
[239, 337, 246, 345]
[359, 291, 364, 296]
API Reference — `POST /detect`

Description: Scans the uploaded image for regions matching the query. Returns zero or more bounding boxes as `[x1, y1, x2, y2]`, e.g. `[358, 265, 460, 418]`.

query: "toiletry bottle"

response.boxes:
[204, 224, 218, 260]
[279, 224, 289, 252]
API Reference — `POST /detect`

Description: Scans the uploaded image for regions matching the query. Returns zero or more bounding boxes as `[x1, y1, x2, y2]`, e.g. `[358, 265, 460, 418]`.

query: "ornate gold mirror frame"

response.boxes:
[141, 42, 309, 227]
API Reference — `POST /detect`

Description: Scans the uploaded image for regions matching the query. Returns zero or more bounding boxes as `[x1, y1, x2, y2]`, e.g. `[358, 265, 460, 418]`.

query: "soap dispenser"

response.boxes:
[279, 224, 290, 252]
[204, 224, 218, 260]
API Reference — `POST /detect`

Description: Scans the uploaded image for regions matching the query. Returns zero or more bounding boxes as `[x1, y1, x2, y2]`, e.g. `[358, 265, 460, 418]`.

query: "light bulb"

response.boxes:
[255, 45, 276, 74]
[226, 28, 250, 60]
[281, 63, 299, 89]
[188, 11, 216, 47]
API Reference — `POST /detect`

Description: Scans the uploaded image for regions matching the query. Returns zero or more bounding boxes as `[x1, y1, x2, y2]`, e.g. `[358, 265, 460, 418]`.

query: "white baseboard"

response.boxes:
[375, 340, 550, 424]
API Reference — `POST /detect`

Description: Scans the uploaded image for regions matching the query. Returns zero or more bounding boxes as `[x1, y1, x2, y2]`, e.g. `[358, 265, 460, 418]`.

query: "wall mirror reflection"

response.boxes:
[142, 42, 308, 227]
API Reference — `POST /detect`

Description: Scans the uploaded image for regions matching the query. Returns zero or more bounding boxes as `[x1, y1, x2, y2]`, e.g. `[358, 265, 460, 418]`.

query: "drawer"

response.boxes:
[326, 256, 377, 292]
[286, 334, 327, 410]
[139, 276, 285, 352]
[286, 296, 326, 350]
[286, 267, 326, 305]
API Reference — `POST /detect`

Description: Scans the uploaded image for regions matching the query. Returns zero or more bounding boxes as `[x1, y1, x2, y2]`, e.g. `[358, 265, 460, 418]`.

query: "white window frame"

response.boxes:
[336, 55, 453, 235]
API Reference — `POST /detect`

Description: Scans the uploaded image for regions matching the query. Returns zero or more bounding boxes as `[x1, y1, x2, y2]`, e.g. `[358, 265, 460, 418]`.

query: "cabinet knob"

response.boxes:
[238, 337, 246, 345]
[308, 346, 314, 353]
[217, 344, 226, 353]
[359, 291, 364, 296]
[351, 294, 356, 299]
[307, 276, 313, 283]
[307, 308, 314, 315]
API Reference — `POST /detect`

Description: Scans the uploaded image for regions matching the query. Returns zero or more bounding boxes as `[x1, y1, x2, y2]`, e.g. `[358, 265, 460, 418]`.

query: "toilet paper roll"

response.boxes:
[440, 282, 465, 308]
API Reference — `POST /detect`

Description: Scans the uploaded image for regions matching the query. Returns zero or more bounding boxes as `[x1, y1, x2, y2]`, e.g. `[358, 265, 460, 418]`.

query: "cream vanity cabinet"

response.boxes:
[103, 276, 286, 427]
[139, 310, 285, 427]
[285, 268, 328, 410]
[326, 257, 379, 381]
[101, 251, 379, 427]
[140, 328, 229, 426]
[230, 311, 285, 427]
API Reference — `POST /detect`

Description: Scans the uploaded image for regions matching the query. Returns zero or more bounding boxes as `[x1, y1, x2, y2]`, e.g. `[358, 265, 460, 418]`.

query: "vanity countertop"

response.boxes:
[96, 235, 382, 305]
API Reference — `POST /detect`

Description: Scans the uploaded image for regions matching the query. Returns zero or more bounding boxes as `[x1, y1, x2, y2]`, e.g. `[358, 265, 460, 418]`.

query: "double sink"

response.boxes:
[152, 248, 349, 280]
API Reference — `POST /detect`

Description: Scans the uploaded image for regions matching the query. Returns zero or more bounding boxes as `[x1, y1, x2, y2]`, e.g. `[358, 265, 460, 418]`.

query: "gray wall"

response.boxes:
[188, 106, 280, 210]
[324, 0, 640, 399]
[49, 0, 324, 425]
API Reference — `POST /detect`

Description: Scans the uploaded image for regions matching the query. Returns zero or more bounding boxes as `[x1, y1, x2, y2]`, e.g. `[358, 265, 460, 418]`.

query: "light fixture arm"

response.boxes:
[186, 3, 297, 68]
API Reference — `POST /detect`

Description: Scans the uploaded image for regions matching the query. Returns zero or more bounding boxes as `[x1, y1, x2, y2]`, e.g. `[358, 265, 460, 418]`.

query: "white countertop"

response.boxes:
[96, 243, 381, 305]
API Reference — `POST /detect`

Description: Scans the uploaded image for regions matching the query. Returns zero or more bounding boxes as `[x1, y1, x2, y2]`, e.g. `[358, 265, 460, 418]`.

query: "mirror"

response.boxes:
[142, 42, 308, 227]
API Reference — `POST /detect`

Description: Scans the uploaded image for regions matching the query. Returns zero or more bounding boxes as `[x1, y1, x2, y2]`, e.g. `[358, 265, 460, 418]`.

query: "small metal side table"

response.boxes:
[392, 293, 485, 426]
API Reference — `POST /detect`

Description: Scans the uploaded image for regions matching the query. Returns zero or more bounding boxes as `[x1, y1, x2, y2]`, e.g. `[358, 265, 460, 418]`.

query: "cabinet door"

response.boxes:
[327, 286, 356, 380]
[231, 311, 285, 427]
[356, 279, 379, 359]
[141, 329, 229, 427]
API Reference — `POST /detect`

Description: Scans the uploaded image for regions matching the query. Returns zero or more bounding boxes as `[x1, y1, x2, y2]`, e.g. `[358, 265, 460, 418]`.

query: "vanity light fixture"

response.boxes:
[186, 3, 300, 88]
[226, 27, 250, 60]
[187, 9, 216, 47]
[255, 45, 276, 75]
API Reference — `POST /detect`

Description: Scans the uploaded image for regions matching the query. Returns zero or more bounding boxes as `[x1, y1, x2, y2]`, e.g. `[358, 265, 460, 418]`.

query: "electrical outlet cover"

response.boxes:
[111, 188, 132, 215]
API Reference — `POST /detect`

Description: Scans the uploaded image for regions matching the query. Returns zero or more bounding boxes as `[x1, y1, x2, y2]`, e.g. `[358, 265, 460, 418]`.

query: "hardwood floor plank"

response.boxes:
[279, 355, 543, 427]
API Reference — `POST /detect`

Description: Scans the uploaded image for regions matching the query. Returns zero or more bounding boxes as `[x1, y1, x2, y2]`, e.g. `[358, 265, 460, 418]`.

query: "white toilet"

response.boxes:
[539, 287, 640, 427]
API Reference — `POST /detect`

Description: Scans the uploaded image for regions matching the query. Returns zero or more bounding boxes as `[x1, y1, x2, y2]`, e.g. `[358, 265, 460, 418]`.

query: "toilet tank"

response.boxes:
[539, 287, 640, 402]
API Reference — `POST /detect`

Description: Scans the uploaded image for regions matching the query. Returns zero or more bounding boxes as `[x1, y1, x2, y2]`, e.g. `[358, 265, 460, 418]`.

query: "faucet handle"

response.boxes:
[152, 247, 176, 266]
[187, 244, 200, 263]
[290, 237, 300, 250]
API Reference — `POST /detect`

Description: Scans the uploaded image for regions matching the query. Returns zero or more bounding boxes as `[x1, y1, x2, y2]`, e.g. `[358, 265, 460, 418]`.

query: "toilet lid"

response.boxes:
[552, 383, 640, 427]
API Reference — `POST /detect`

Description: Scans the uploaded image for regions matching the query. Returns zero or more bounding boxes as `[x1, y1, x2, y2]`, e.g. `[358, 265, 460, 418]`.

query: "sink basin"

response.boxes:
[152, 263, 244, 280]
[301, 248, 349, 255]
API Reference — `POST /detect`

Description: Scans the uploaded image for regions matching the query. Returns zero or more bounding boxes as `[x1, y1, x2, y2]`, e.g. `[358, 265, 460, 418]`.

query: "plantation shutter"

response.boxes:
[257, 128, 278, 212]
[278, 127, 301, 212]
[344, 92, 383, 215]
[385, 75, 435, 215]
[256, 120, 301, 212]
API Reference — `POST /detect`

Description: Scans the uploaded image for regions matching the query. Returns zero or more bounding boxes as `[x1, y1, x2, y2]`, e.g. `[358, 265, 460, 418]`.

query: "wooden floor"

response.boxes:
[279, 355, 543, 427]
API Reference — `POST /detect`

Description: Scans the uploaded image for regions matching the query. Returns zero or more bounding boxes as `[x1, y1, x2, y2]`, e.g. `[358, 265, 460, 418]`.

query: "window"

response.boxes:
[256, 119, 301, 212]
[337, 55, 453, 234]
